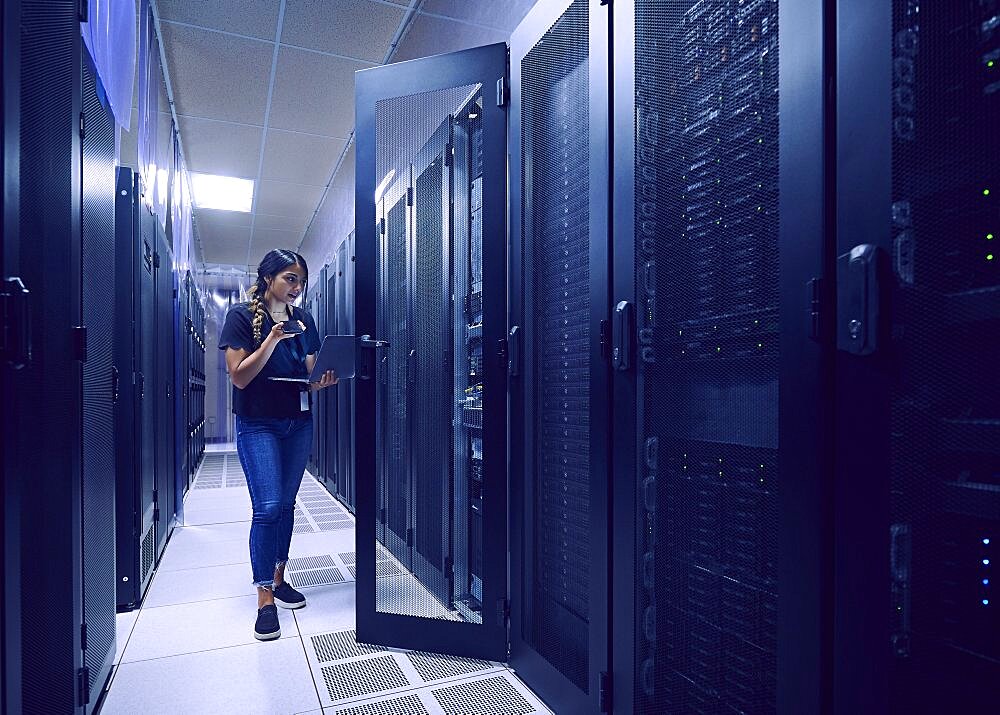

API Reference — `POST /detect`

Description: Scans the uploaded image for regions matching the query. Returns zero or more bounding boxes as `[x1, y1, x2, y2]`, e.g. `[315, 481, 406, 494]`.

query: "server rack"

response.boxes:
[509, 1, 611, 711]
[4, 0, 86, 709]
[834, 0, 1000, 711]
[153, 223, 175, 559]
[80, 45, 118, 711]
[184, 272, 205, 481]
[313, 265, 328, 482]
[324, 262, 338, 492]
[334, 237, 356, 511]
[306, 285, 321, 476]
[114, 167, 158, 611]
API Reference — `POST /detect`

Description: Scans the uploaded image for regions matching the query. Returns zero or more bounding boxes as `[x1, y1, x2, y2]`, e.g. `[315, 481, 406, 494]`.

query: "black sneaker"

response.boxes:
[273, 581, 307, 610]
[254, 604, 281, 641]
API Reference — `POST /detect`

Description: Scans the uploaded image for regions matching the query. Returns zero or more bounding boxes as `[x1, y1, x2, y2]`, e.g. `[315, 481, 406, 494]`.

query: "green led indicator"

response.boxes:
[985, 189, 992, 196]
[988, 254, 995, 261]
[988, 233, 995, 240]
[990, 60, 996, 68]
[716, 346, 721, 352]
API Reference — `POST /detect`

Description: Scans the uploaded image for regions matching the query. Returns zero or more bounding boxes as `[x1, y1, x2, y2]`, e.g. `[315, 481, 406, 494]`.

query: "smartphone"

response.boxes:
[281, 320, 304, 335]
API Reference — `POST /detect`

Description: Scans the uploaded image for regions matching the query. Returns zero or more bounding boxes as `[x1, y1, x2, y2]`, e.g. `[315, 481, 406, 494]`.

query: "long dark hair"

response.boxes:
[246, 249, 309, 344]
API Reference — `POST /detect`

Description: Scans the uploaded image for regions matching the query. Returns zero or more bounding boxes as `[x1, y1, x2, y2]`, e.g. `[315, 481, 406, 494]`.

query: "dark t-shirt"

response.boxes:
[218, 303, 322, 418]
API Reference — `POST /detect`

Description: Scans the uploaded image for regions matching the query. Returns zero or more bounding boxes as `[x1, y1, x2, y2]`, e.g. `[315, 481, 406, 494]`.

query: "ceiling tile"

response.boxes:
[195, 209, 252, 228]
[201, 242, 253, 265]
[331, 143, 355, 191]
[250, 228, 304, 256]
[196, 222, 253, 265]
[418, 0, 536, 32]
[156, 1, 279, 41]
[393, 14, 507, 63]
[254, 180, 325, 216]
[160, 22, 273, 125]
[267, 47, 366, 138]
[261, 130, 345, 185]
[254, 213, 310, 234]
[282, 0, 405, 63]
[178, 116, 262, 179]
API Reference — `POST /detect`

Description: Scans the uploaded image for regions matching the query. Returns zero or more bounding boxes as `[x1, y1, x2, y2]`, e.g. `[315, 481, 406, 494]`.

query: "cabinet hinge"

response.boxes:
[444, 142, 454, 167]
[807, 277, 823, 341]
[79, 112, 86, 139]
[72, 326, 88, 362]
[77, 667, 90, 705]
[599, 671, 611, 712]
[81, 621, 88, 651]
[406, 187, 414, 207]
[496, 76, 508, 107]
[496, 597, 509, 627]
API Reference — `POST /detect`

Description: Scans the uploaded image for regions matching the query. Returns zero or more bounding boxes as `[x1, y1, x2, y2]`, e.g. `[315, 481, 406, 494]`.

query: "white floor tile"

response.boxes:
[289, 530, 356, 557]
[156, 536, 250, 572]
[182, 504, 253, 526]
[103, 638, 321, 715]
[169, 521, 252, 545]
[291, 582, 356, 637]
[122, 594, 294, 663]
[114, 611, 140, 665]
[144, 562, 256, 608]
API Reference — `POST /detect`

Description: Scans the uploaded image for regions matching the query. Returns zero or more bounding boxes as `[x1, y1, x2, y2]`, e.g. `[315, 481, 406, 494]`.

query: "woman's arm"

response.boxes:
[225, 322, 291, 389]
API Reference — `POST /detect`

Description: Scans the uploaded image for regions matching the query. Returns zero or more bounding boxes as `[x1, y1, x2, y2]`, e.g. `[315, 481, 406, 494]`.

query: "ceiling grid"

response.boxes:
[154, 0, 536, 274]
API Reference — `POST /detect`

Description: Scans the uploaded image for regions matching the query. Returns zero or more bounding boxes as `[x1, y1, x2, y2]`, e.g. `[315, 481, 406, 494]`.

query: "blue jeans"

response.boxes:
[235, 415, 313, 588]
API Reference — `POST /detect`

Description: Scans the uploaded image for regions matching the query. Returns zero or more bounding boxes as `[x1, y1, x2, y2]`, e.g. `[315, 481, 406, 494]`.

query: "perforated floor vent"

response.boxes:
[330, 693, 428, 715]
[347, 561, 403, 580]
[406, 650, 492, 683]
[318, 521, 352, 531]
[339, 551, 357, 564]
[432, 675, 533, 715]
[321, 654, 410, 702]
[289, 566, 345, 588]
[311, 629, 385, 663]
[292, 522, 316, 534]
[287, 555, 336, 571]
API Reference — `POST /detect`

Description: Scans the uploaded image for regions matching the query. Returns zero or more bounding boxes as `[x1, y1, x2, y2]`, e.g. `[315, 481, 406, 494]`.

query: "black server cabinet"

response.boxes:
[324, 264, 338, 492]
[4, 0, 86, 710]
[153, 223, 175, 559]
[335, 235, 355, 511]
[509, 1, 611, 711]
[834, 1, 1000, 712]
[612, 0, 833, 712]
[313, 265, 328, 481]
[114, 168, 158, 611]
[80, 46, 118, 711]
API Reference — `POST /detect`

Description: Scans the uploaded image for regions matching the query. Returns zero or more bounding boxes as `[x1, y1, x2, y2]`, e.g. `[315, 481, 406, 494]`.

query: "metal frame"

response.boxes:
[355, 42, 509, 661]
[832, 0, 893, 712]
[509, 1, 610, 712]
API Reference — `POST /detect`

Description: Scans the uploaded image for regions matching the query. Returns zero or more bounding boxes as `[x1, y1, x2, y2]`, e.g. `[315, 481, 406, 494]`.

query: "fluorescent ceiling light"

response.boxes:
[375, 169, 396, 203]
[190, 172, 254, 212]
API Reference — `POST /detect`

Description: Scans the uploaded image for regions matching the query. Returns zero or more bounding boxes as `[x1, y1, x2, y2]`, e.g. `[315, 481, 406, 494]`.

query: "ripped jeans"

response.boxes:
[235, 414, 312, 589]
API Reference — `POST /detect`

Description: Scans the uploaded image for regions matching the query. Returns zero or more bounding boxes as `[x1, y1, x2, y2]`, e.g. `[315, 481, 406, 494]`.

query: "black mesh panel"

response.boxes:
[634, 1, 780, 712]
[81, 49, 118, 699]
[522, 0, 591, 692]
[887, 1, 1000, 709]
[413, 153, 449, 602]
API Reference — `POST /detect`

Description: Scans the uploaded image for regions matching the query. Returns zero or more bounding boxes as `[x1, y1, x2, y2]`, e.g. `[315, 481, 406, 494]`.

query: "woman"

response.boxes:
[219, 249, 337, 641]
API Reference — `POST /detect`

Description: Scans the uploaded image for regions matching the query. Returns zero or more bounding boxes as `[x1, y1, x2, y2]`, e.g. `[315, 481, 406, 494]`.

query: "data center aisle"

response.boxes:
[101, 450, 552, 715]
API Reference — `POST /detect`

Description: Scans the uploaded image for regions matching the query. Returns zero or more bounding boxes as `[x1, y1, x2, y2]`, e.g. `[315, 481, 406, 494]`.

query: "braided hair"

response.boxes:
[247, 249, 310, 345]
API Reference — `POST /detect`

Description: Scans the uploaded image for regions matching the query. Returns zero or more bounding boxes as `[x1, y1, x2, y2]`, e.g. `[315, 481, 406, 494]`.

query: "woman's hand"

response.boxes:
[311, 370, 338, 390]
[266, 321, 302, 343]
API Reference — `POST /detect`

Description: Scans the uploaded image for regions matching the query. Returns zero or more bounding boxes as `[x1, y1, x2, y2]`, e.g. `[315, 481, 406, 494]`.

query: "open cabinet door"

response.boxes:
[355, 42, 509, 662]
[509, 1, 611, 713]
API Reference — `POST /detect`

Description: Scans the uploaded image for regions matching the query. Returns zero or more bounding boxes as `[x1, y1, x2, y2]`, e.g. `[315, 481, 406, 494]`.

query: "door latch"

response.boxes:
[358, 334, 391, 381]
[612, 301, 635, 371]
[836, 244, 881, 356]
[1, 277, 32, 369]
[507, 325, 521, 376]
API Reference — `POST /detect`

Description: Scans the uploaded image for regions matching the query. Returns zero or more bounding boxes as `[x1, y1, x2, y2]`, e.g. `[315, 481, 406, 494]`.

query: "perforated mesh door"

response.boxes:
[81, 48, 118, 698]
[634, 1, 780, 712]
[521, 0, 592, 692]
[374, 85, 481, 622]
[887, 1, 1000, 709]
